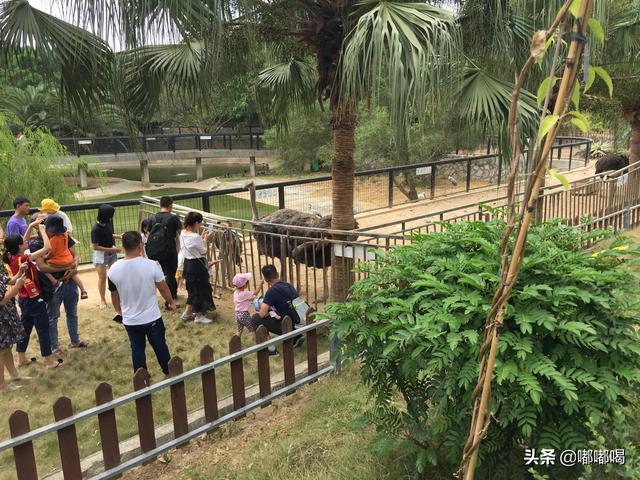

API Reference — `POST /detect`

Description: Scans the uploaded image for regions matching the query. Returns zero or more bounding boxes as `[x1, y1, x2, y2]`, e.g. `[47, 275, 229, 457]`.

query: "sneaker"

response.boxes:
[194, 316, 213, 324]
[268, 346, 279, 356]
[180, 312, 194, 322]
[293, 336, 305, 349]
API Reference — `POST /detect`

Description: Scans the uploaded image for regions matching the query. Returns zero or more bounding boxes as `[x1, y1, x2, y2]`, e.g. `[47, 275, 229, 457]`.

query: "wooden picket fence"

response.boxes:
[1, 317, 333, 480]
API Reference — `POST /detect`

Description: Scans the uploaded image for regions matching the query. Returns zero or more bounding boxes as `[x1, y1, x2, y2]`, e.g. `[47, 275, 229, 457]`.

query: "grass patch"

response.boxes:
[120, 366, 412, 480]
[0, 280, 327, 480]
[89, 188, 200, 202]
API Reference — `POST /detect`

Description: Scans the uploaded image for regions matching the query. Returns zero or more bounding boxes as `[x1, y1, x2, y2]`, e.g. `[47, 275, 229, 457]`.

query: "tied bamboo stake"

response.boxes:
[458, 2, 594, 479]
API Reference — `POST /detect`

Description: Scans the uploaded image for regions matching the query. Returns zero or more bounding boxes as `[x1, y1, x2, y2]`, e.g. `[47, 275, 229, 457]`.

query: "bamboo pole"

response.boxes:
[458, 2, 593, 479]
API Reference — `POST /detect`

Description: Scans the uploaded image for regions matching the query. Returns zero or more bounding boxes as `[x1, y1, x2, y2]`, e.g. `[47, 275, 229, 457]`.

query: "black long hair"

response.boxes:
[2, 234, 23, 264]
[97, 204, 115, 224]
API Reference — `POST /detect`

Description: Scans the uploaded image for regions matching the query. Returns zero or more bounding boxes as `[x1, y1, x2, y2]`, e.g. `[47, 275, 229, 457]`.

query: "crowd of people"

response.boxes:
[0, 195, 308, 391]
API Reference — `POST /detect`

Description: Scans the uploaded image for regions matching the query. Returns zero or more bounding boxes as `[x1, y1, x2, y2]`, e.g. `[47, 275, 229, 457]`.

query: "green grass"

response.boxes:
[89, 188, 200, 202]
[120, 366, 412, 480]
[0, 287, 328, 480]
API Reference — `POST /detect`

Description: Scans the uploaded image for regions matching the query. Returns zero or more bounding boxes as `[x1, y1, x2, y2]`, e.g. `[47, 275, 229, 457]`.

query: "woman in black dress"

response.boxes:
[179, 212, 220, 324]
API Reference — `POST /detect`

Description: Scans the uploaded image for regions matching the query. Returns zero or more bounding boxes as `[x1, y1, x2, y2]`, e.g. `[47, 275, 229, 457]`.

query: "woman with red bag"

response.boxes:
[3, 223, 63, 369]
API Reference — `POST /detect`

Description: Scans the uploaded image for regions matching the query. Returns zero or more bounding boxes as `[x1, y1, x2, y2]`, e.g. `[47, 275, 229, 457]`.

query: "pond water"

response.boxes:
[102, 163, 269, 183]
[91, 187, 200, 202]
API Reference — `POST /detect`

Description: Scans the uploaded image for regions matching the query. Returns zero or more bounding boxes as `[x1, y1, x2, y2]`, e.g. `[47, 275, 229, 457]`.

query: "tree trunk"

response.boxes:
[629, 113, 640, 165]
[330, 105, 357, 302]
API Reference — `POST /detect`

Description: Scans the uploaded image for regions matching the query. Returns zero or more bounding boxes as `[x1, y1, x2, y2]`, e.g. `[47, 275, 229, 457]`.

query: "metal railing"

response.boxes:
[58, 131, 265, 157]
[1, 317, 334, 480]
[0, 136, 593, 264]
[141, 197, 405, 309]
[357, 162, 639, 236]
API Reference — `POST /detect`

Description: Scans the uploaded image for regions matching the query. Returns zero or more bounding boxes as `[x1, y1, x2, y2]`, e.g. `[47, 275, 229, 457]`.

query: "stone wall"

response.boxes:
[436, 156, 502, 183]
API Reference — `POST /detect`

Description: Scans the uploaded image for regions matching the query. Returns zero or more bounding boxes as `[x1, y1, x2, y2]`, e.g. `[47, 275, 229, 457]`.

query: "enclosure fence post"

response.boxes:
[9, 411, 38, 480]
[229, 335, 246, 416]
[255, 325, 273, 406]
[52, 397, 82, 480]
[95, 383, 121, 473]
[200, 346, 219, 422]
[388, 170, 394, 208]
[168, 357, 189, 447]
[133, 368, 157, 462]
[282, 316, 296, 393]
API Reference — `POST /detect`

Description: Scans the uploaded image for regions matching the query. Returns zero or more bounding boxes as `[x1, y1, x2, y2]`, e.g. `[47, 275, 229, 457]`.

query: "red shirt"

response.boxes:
[7, 254, 35, 299]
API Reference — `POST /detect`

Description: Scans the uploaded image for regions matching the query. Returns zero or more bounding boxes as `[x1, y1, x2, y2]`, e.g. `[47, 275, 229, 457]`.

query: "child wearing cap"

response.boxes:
[42, 216, 88, 299]
[232, 273, 263, 339]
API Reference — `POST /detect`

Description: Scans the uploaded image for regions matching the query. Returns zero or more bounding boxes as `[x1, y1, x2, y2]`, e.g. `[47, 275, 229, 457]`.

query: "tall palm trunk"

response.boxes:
[330, 104, 357, 302]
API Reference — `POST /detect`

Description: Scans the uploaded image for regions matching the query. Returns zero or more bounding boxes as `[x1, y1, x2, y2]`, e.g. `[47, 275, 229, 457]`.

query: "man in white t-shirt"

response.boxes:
[108, 231, 177, 375]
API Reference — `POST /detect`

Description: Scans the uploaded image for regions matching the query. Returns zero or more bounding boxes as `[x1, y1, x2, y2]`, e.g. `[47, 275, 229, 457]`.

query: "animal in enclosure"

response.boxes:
[211, 221, 243, 266]
[245, 182, 358, 302]
[595, 153, 629, 176]
[245, 182, 344, 265]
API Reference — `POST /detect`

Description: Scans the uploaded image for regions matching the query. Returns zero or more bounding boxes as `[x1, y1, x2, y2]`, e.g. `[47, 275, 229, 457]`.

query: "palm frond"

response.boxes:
[339, 1, 459, 138]
[455, 67, 539, 135]
[118, 41, 206, 121]
[49, 0, 222, 48]
[255, 59, 317, 134]
[0, 0, 114, 114]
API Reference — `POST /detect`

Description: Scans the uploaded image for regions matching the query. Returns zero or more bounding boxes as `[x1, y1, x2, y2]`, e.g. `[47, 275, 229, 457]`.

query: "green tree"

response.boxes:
[0, 0, 459, 301]
[0, 114, 77, 209]
[323, 220, 640, 479]
[595, 0, 640, 162]
[263, 105, 332, 173]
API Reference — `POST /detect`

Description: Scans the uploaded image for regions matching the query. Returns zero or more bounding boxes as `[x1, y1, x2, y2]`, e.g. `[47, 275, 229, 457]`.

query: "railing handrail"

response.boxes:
[359, 160, 632, 233]
[142, 197, 408, 242]
[0, 319, 331, 453]
[57, 131, 265, 142]
[0, 137, 592, 218]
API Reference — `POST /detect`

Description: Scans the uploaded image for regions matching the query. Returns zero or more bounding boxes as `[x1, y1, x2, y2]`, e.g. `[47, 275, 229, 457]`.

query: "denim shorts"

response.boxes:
[92, 251, 118, 267]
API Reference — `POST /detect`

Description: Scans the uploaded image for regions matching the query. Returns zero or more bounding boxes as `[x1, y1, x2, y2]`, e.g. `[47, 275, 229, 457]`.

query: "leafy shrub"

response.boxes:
[323, 220, 640, 479]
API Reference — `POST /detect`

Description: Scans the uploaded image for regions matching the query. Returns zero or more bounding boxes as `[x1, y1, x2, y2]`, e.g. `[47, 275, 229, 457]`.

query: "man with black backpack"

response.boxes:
[251, 265, 305, 348]
[146, 196, 182, 309]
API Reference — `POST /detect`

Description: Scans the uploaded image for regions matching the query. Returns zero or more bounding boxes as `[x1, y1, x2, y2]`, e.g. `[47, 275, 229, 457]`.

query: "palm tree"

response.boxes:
[0, 0, 459, 301]
[595, 0, 640, 162]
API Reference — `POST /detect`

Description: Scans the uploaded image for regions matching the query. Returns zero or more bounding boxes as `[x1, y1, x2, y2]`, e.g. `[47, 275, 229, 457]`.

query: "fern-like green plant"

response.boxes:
[322, 220, 640, 479]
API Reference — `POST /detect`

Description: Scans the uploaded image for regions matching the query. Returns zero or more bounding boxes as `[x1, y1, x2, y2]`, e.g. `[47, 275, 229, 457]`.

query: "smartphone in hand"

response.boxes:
[112, 314, 123, 324]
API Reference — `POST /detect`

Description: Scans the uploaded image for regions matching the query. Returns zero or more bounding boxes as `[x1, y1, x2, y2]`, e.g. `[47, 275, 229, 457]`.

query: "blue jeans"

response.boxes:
[17, 296, 52, 357]
[124, 318, 170, 375]
[48, 280, 80, 349]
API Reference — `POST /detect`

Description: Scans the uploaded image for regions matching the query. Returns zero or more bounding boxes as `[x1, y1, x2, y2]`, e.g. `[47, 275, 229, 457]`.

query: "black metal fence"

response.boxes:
[58, 131, 265, 157]
[0, 136, 592, 264]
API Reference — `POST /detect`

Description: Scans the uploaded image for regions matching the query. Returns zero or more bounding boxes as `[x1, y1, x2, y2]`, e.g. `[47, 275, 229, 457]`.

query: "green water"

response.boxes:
[102, 163, 268, 183]
[91, 187, 199, 202]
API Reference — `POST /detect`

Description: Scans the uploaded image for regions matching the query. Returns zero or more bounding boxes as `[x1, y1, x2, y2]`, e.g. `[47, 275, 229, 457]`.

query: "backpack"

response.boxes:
[272, 282, 310, 325]
[146, 215, 172, 261]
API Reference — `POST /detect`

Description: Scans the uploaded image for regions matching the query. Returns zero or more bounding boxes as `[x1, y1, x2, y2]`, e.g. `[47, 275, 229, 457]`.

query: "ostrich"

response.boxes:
[245, 182, 354, 301]
[595, 153, 629, 176]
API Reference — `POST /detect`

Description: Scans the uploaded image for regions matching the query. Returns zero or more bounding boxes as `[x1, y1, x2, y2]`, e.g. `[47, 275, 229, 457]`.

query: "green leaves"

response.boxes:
[537, 114, 559, 144]
[585, 66, 614, 97]
[324, 220, 640, 478]
[569, 0, 582, 18]
[548, 168, 570, 190]
[588, 18, 605, 43]
[536, 76, 559, 106]
[592, 66, 614, 97]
